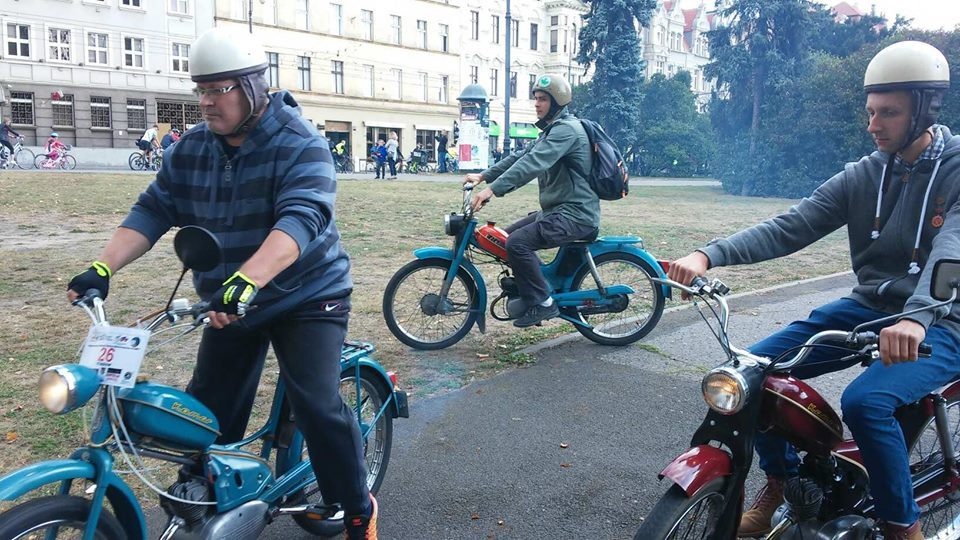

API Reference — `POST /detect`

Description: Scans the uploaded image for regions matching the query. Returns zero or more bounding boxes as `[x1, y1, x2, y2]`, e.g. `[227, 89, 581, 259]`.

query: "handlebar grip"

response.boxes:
[690, 276, 708, 289]
[918, 342, 933, 358]
[85, 288, 103, 300]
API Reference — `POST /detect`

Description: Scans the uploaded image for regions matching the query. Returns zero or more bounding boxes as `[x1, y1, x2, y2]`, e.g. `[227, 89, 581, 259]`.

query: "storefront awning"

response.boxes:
[488, 121, 500, 137]
[415, 124, 452, 132]
[509, 123, 539, 139]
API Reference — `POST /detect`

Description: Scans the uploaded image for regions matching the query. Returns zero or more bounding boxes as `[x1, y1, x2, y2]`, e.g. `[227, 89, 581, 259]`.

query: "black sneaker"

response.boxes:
[513, 302, 560, 328]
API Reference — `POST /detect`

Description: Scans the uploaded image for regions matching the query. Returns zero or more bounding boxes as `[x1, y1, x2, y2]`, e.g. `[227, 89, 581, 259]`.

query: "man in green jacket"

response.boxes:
[465, 74, 600, 328]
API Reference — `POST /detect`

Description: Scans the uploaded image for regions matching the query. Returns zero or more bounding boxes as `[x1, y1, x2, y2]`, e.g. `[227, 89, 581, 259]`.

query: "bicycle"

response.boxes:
[0, 136, 36, 169]
[34, 145, 76, 170]
[129, 147, 162, 171]
[334, 153, 354, 173]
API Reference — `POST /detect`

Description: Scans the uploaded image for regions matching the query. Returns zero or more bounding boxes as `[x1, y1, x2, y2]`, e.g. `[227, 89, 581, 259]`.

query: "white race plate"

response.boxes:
[79, 325, 151, 388]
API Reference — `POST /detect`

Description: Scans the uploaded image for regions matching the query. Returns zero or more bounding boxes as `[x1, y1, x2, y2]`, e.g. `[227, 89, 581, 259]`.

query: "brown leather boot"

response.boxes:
[738, 476, 786, 538]
[881, 521, 922, 540]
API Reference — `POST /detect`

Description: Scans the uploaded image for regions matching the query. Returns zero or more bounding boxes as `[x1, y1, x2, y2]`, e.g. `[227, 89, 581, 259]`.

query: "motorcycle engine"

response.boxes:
[162, 473, 214, 529]
[774, 477, 874, 540]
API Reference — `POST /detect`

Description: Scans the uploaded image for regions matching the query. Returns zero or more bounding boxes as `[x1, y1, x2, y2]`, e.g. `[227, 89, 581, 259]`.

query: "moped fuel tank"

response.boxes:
[760, 374, 843, 456]
[475, 222, 509, 261]
[117, 382, 221, 450]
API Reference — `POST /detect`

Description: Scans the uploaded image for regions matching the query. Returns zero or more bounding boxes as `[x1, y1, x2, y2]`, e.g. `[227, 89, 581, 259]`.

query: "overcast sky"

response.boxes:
[676, 0, 960, 31]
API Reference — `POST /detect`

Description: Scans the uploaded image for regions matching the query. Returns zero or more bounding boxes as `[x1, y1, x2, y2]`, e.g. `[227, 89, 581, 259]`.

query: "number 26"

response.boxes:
[98, 347, 115, 363]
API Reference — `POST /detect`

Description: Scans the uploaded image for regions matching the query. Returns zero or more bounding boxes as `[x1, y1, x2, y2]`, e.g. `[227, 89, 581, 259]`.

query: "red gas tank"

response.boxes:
[474, 222, 509, 261]
[760, 374, 844, 456]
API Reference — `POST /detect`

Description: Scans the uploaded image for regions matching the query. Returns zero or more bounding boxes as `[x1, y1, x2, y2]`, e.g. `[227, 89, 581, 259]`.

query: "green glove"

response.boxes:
[209, 271, 258, 316]
[68, 261, 112, 299]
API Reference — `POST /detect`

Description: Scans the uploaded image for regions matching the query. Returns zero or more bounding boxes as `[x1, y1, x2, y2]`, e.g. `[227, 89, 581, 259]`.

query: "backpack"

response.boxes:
[562, 119, 630, 201]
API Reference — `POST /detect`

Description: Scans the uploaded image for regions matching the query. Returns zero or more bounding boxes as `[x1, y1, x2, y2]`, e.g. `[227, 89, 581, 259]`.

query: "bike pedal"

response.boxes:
[303, 504, 340, 520]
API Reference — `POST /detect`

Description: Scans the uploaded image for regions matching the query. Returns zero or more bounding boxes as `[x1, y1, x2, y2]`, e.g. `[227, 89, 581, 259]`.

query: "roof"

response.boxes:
[832, 1, 863, 17]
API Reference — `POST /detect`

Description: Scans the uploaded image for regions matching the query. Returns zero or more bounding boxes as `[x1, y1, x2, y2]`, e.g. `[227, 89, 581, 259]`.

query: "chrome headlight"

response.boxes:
[444, 213, 465, 236]
[702, 366, 749, 415]
[39, 364, 100, 414]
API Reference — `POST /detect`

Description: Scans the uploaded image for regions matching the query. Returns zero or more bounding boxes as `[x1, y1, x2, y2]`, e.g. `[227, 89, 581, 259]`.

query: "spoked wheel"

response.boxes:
[275, 369, 394, 536]
[568, 252, 665, 346]
[382, 258, 479, 350]
[60, 155, 77, 170]
[14, 148, 35, 169]
[633, 480, 727, 539]
[907, 393, 960, 537]
[0, 495, 126, 539]
[34, 154, 48, 169]
[128, 152, 145, 170]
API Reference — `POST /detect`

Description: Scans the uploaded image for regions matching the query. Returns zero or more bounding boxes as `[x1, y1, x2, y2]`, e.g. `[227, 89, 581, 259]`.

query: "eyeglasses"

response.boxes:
[191, 84, 239, 98]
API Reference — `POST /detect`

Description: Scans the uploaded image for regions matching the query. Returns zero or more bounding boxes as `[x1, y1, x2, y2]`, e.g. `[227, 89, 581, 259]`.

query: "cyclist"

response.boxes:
[0, 119, 21, 165]
[45, 132, 67, 161]
[138, 123, 160, 168]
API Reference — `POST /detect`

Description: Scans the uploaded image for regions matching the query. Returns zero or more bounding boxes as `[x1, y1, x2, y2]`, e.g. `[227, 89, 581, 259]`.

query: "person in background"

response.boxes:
[0, 118, 21, 164]
[435, 131, 449, 173]
[45, 132, 67, 160]
[370, 138, 387, 180]
[385, 131, 399, 179]
[138, 123, 160, 165]
[161, 128, 181, 150]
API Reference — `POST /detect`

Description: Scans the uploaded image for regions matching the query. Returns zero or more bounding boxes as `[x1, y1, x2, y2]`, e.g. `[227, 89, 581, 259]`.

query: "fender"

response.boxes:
[412, 247, 488, 333]
[659, 445, 732, 497]
[587, 240, 672, 300]
[0, 458, 147, 540]
[352, 356, 409, 419]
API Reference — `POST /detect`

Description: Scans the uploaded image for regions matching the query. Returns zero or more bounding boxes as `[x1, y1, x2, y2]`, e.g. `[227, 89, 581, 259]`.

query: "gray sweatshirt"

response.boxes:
[701, 125, 960, 336]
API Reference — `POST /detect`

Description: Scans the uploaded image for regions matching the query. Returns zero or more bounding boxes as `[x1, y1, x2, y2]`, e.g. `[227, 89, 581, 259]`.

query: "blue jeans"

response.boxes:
[751, 298, 960, 524]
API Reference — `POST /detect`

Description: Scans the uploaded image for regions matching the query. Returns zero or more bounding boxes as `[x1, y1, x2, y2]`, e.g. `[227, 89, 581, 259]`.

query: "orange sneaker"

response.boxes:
[344, 495, 378, 540]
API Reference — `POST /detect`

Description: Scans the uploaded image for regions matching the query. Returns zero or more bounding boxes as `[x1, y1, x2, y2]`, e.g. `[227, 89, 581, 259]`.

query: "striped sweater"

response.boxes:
[121, 90, 352, 324]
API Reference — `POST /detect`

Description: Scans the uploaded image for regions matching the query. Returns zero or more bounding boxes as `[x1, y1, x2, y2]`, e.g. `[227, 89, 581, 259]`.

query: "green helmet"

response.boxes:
[532, 74, 572, 107]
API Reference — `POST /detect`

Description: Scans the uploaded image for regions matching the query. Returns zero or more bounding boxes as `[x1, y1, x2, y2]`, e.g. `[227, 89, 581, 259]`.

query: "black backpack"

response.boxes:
[568, 119, 629, 200]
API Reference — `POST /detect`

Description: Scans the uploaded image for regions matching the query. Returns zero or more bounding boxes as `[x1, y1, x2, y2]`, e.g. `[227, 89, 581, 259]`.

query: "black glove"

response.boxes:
[68, 261, 112, 299]
[209, 271, 259, 316]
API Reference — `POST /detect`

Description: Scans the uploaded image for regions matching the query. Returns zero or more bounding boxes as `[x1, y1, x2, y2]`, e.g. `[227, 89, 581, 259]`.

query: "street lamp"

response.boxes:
[503, 0, 512, 155]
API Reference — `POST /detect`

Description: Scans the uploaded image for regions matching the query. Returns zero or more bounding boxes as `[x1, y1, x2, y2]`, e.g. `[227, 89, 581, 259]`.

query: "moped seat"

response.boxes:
[562, 231, 599, 246]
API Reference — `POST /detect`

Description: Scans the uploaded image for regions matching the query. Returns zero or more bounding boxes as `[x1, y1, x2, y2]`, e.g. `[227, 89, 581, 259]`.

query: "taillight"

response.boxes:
[388, 371, 399, 387]
[658, 260, 671, 273]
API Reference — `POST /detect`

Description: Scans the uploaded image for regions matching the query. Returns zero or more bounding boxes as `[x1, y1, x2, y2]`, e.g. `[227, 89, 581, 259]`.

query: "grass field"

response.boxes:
[0, 171, 851, 474]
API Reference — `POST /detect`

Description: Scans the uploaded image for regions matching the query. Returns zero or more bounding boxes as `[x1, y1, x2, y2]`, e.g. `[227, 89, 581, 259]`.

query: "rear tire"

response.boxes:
[633, 480, 728, 539]
[14, 148, 35, 169]
[906, 392, 960, 537]
[0, 495, 126, 540]
[569, 252, 665, 346]
[382, 258, 479, 350]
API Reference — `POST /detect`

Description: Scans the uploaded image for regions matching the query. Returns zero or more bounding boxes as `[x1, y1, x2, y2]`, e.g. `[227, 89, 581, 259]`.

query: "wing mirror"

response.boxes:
[173, 226, 222, 272]
[931, 259, 960, 302]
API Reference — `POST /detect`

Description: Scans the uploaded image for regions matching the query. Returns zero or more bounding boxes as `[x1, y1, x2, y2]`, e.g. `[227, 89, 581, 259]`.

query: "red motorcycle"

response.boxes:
[636, 259, 960, 539]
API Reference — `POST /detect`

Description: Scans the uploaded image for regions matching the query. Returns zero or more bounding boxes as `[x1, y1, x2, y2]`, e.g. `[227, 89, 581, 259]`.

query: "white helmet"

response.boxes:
[189, 27, 267, 83]
[864, 41, 949, 148]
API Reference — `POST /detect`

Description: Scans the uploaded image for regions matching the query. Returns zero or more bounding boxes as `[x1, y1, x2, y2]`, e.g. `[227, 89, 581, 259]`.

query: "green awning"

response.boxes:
[488, 122, 500, 136]
[509, 123, 539, 139]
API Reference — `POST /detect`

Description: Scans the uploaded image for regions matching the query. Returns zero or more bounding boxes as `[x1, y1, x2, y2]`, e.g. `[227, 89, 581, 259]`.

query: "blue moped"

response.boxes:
[0, 226, 408, 539]
[382, 186, 670, 350]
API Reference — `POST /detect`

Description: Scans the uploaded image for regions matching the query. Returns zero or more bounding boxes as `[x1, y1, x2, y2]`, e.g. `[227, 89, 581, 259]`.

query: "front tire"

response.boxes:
[569, 252, 665, 346]
[382, 258, 479, 350]
[634, 480, 728, 539]
[60, 155, 77, 170]
[276, 369, 394, 536]
[0, 495, 126, 540]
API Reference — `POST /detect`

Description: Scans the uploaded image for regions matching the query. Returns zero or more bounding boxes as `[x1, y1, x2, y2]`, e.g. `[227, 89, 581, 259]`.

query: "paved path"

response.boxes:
[145, 272, 857, 539]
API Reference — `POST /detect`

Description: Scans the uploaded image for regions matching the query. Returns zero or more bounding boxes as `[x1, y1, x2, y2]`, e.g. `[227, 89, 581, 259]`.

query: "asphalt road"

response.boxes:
[145, 272, 858, 539]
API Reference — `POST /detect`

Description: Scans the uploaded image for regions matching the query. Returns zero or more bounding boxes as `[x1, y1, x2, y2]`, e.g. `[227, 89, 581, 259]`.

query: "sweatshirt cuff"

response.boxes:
[699, 245, 724, 269]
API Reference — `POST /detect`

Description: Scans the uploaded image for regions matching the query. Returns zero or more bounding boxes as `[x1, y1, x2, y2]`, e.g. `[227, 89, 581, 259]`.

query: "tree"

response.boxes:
[574, 0, 658, 169]
[706, 0, 821, 194]
[634, 72, 715, 176]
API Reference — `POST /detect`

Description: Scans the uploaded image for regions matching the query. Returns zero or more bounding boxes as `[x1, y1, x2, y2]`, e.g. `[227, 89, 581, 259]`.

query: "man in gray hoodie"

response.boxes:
[668, 41, 959, 540]
[465, 74, 600, 328]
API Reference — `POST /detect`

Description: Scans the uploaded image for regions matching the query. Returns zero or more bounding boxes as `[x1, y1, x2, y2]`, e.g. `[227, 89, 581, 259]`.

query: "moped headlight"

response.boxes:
[702, 366, 748, 415]
[39, 364, 100, 414]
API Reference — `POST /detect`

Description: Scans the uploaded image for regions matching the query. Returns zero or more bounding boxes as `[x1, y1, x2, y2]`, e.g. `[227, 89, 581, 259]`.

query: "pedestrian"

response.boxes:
[668, 41, 959, 540]
[435, 131, 449, 173]
[65, 27, 378, 540]
[370, 138, 387, 179]
[385, 131, 399, 179]
[463, 74, 598, 328]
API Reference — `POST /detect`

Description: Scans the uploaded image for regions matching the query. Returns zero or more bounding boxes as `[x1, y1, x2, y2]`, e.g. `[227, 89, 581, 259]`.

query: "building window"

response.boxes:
[297, 55, 311, 91]
[362, 64, 374, 97]
[390, 15, 401, 45]
[419, 72, 428, 102]
[158, 100, 202, 129]
[439, 75, 448, 103]
[491, 15, 499, 44]
[126, 98, 146, 130]
[267, 52, 279, 87]
[168, 0, 189, 14]
[361, 10, 373, 40]
[530, 23, 538, 50]
[332, 60, 344, 94]
[390, 68, 402, 100]
[6, 23, 30, 58]
[90, 96, 111, 128]
[417, 20, 427, 49]
[121, 0, 142, 6]
[10, 92, 34, 125]
[47, 28, 71, 62]
[470, 65, 478, 85]
[439, 24, 449, 52]
[295, 0, 310, 31]
[330, 3, 342, 35]
[171, 42, 190, 73]
[550, 29, 558, 53]
[571, 24, 577, 54]
[86, 32, 109, 65]
[123, 36, 145, 68]
[510, 71, 517, 98]
[470, 11, 479, 40]
[52, 94, 75, 127]
[529, 74, 537, 98]
[489, 68, 498, 96]
[511, 20, 519, 47]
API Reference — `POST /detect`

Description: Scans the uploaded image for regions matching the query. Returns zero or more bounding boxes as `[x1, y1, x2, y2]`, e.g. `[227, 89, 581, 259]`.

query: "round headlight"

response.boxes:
[702, 367, 748, 415]
[39, 366, 75, 413]
[39, 364, 100, 414]
[444, 214, 454, 235]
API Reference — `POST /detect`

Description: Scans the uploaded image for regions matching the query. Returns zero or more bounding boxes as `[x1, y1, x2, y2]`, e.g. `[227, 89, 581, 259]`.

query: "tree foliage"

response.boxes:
[573, 0, 658, 168]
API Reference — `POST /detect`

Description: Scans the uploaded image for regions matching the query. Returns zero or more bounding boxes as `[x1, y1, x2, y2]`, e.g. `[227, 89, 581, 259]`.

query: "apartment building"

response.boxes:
[641, 1, 715, 107]
[0, 0, 211, 147]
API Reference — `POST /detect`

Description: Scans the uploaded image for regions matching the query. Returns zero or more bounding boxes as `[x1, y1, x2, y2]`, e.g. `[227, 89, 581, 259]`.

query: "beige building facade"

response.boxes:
[641, 1, 715, 107]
